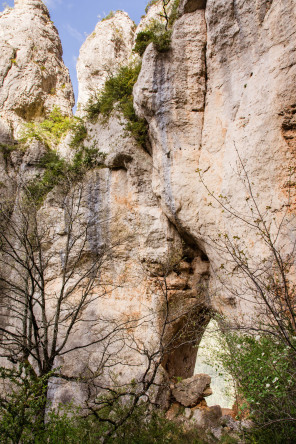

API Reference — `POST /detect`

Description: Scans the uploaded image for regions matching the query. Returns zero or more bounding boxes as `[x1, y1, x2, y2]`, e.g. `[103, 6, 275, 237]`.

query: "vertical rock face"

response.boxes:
[134, 9, 207, 241]
[0, 0, 74, 135]
[1, 0, 296, 407]
[66, 7, 211, 402]
[134, 0, 296, 313]
[76, 11, 136, 113]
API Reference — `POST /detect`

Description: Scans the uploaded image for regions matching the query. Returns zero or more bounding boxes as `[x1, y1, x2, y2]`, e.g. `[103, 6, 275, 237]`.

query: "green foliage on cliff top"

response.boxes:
[101, 10, 116, 22]
[134, 22, 172, 56]
[135, 0, 180, 57]
[85, 63, 148, 147]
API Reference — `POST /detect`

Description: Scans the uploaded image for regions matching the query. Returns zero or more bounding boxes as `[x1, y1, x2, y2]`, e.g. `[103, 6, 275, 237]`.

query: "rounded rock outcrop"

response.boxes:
[76, 11, 136, 114]
[0, 0, 74, 135]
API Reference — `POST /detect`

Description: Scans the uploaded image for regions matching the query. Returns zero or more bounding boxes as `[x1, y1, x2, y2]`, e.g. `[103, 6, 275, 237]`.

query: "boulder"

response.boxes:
[191, 405, 222, 428]
[172, 374, 212, 407]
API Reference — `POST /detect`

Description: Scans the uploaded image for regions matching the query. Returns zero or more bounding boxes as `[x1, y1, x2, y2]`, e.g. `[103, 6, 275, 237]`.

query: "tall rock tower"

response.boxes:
[0, 0, 74, 137]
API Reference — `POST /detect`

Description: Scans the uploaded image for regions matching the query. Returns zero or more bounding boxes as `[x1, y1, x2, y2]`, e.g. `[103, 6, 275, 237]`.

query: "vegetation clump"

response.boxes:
[0, 369, 209, 444]
[212, 331, 296, 443]
[20, 107, 72, 147]
[0, 142, 18, 162]
[134, 21, 172, 56]
[135, 1, 180, 57]
[20, 107, 87, 149]
[26, 145, 105, 205]
[101, 10, 116, 22]
[19, 107, 105, 205]
[85, 63, 148, 147]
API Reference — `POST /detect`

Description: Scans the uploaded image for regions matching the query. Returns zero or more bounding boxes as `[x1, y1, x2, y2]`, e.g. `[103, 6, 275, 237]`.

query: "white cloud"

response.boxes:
[65, 24, 84, 43]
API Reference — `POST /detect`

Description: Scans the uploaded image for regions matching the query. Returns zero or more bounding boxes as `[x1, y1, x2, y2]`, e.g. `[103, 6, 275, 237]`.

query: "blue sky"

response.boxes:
[2, 0, 149, 107]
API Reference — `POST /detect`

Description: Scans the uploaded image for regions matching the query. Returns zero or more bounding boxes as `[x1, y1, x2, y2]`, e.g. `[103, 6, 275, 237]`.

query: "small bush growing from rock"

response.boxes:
[26, 145, 105, 205]
[20, 107, 88, 149]
[135, 0, 180, 57]
[134, 22, 172, 56]
[0, 142, 18, 162]
[85, 63, 148, 147]
[101, 10, 116, 22]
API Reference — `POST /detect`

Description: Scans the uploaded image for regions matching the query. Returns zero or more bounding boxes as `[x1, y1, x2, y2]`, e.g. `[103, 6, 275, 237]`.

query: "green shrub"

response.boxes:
[20, 107, 72, 148]
[85, 63, 148, 147]
[26, 150, 68, 204]
[71, 145, 106, 175]
[0, 397, 207, 444]
[0, 365, 52, 444]
[145, 0, 159, 14]
[20, 107, 87, 149]
[19, 107, 99, 205]
[69, 118, 88, 149]
[134, 0, 181, 58]
[0, 142, 18, 161]
[134, 30, 156, 56]
[0, 366, 208, 444]
[213, 332, 296, 443]
[101, 10, 116, 22]
[134, 21, 172, 56]
[153, 28, 172, 52]
[26, 146, 105, 206]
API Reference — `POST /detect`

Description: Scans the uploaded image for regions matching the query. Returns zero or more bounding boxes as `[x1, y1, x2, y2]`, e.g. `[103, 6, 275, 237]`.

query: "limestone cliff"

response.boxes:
[0, 0, 74, 137]
[76, 11, 136, 113]
[134, 0, 296, 315]
[0, 0, 296, 416]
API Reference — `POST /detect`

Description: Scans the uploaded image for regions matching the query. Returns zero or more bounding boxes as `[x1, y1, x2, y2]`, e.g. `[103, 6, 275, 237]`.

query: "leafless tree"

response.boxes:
[197, 149, 296, 347]
[197, 150, 296, 434]
[78, 251, 211, 442]
[0, 180, 134, 404]
[0, 172, 210, 439]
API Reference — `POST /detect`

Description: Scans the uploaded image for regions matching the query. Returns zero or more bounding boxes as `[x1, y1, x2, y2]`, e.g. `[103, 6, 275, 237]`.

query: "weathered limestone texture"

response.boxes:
[134, 0, 296, 315]
[172, 373, 212, 407]
[0, 0, 74, 135]
[1, 0, 296, 414]
[76, 11, 136, 113]
[134, 8, 207, 241]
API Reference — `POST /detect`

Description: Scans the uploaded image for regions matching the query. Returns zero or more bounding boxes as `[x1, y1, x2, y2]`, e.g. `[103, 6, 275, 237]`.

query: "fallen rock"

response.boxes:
[166, 402, 181, 420]
[191, 405, 222, 428]
[172, 374, 212, 407]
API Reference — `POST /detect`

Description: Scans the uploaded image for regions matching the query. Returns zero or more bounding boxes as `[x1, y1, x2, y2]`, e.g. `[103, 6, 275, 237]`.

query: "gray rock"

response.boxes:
[184, 408, 193, 419]
[172, 374, 212, 407]
[191, 405, 222, 429]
